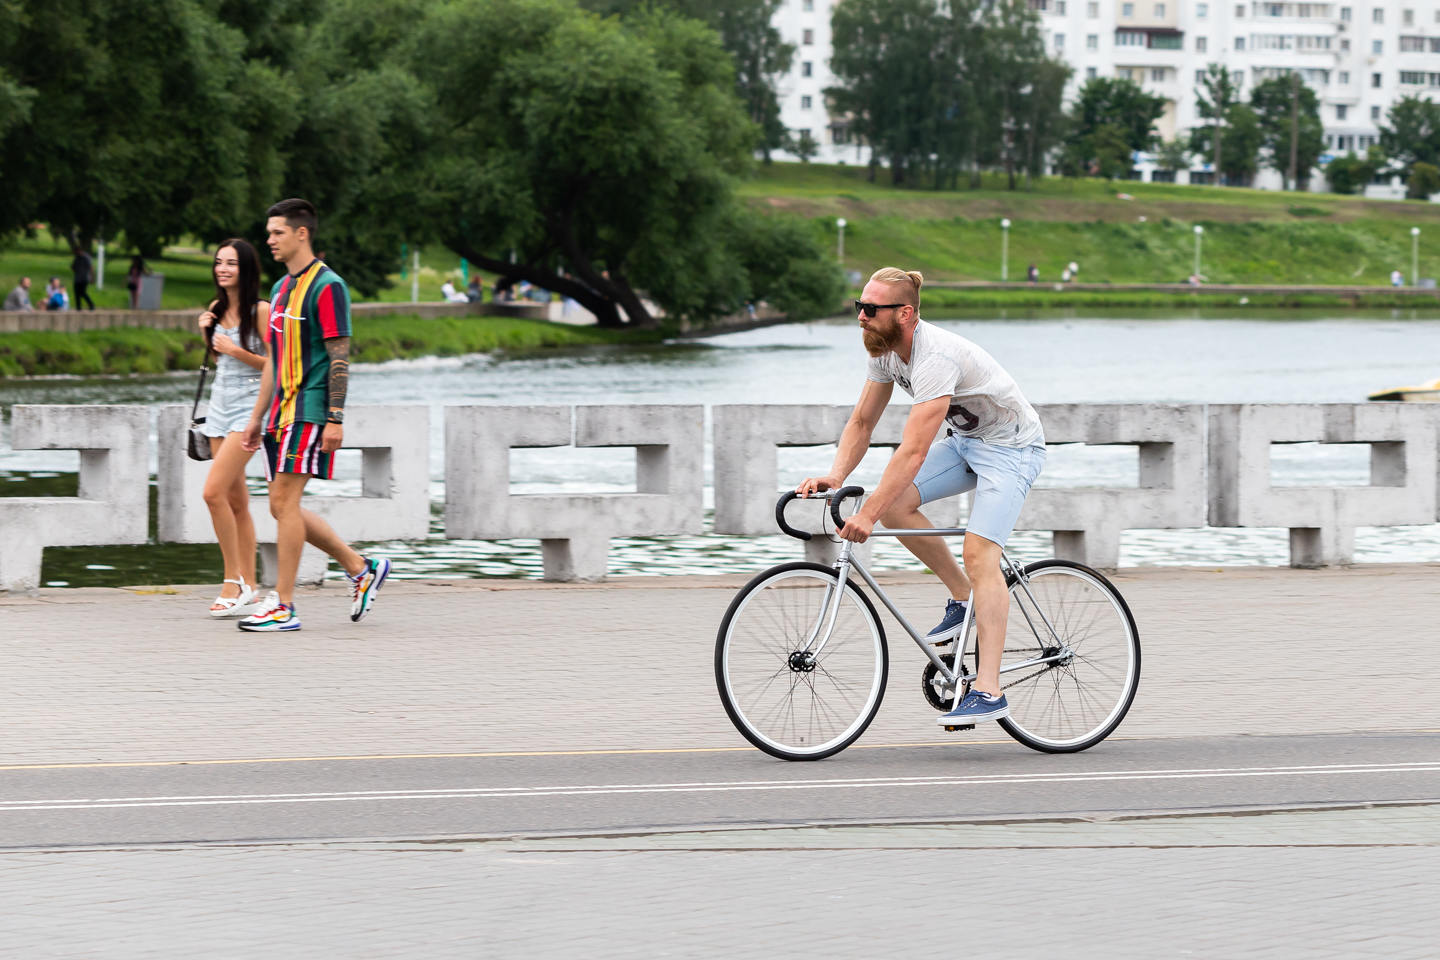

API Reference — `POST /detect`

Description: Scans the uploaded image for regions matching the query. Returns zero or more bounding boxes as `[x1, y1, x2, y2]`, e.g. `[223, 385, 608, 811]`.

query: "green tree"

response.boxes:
[1154, 137, 1191, 172]
[1189, 103, 1263, 185]
[1380, 94, 1440, 172]
[793, 129, 820, 163]
[972, 0, 1068, 190]
[1063, 77, 1165, 176]
[396, 0, 837, 328]
[583, 0, 795, 161]
[1195, 63, 1240, 186]
[1250, 75, 1324, 190]
[1407, 161, 1440, 200]
[1323, 149, 1381, 195]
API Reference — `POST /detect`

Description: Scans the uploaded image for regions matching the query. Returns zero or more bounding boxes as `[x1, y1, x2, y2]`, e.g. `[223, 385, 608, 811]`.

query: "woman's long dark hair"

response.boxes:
[209, 238, 263, 353]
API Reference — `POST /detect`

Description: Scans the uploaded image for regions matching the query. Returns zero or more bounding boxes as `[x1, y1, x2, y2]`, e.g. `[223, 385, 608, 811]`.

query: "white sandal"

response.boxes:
[209, 577, 257, 618]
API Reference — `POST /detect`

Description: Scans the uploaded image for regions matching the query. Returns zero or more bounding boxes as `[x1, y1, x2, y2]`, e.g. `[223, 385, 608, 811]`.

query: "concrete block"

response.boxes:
[1208, 403, 1438, 567]
[444, 405, 704, 581]
[0, 406, 149, 591]
[1021, 403, 1208, 569]
[155, 405, 430, 586]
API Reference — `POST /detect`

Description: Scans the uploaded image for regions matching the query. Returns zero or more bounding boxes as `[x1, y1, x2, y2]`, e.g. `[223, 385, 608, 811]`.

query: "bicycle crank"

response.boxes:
[921, 653, 969, 711]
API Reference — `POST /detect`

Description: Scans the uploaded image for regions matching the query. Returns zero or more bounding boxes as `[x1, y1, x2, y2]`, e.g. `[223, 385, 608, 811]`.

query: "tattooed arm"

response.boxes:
[320, 336, 350, 453]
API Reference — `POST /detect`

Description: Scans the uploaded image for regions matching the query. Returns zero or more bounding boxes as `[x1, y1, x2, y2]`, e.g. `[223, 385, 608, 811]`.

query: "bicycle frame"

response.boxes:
[797, 505, 1071, 688]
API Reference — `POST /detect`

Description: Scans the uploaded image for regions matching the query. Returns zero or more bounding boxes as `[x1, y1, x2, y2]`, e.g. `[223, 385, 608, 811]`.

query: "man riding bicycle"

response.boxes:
[797, 267, 1046, 727]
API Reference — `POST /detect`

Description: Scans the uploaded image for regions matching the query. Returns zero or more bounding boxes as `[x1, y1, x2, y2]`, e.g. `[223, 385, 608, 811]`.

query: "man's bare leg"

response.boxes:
[267, 472, 309, 606]
[879, 483, 970, 601]
[962, 532, 1008, 697]
[300, 508, 365, 578]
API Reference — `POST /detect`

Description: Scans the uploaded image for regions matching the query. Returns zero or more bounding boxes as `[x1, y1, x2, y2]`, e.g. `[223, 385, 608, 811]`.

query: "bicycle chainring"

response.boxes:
[921, 653, 967, 711]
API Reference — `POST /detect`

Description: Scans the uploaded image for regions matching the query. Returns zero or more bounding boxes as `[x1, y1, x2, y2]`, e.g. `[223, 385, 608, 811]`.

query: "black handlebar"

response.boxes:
[773, 486, 868, 541]
[829, 486, 866, 530]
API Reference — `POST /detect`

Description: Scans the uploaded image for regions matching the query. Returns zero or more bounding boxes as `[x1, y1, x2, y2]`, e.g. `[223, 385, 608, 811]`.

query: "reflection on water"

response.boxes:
[5, 309, 1440, 585]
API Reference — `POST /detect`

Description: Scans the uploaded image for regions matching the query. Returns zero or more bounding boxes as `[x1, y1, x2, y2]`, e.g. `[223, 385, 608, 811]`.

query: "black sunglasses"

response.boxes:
[854, 300, 906, 318]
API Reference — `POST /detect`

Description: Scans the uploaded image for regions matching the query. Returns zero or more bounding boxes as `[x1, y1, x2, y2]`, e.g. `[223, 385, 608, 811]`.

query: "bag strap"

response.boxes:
[189, 345, 212, 421]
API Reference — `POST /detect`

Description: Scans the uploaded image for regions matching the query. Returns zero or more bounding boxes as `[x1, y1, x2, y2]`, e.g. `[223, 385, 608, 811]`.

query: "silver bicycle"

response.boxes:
[714, 486, 1141, 761]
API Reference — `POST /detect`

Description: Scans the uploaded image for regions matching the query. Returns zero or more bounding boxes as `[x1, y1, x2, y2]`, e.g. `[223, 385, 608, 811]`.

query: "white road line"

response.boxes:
[0, 760, 1436, 813]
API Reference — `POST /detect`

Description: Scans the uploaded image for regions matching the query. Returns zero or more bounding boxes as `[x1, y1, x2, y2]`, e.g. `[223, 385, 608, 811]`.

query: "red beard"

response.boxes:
[862, 321, 901, 357]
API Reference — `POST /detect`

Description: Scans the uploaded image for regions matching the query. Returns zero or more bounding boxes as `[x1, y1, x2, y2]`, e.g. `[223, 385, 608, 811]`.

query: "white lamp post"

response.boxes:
[836, 217, 846, 263]
[1001, 218, 1011, 281]
[1412, 227, 1421, 286]
[411, 247, 420, 301]
[1193, 224, 1205, 279]
[96, 235, 105, 291]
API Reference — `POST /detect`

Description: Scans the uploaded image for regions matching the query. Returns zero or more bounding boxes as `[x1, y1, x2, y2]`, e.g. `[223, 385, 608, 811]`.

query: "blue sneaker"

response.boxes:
[349, 556, 391, 622]
[936, 690, 1010, 726]
[925, 598, 969, 645]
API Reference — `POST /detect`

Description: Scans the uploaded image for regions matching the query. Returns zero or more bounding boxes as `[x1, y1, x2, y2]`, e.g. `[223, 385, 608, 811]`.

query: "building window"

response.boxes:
[1404, 8, 1415, 25]
[1372, 39, 1382, 54]
[1087, 33, 1099, 49]
[1340, 6, 1351, 20]
[1122, 2, 1134, 15]
[831, 124, 851, 145]
[1087, 66, 1098, 78]
[1235, 3, 1245, 16]
[1151, 67, 1167, 82]
[1236, 36, 1246, 50]
[1196, 35, 1208, 51]
[1339, 71, 1349, 84]
[1340, 38, 1350, 51]
[1151, 32, 1182, 48]
[802, 61, 813, 77]
[802, 28, 814, 44]
[1232, 70, 1243, 88]
[1401, 36, 1425, 52]
[1088, 0, 1099, 14]
[1401, 70, 1425, 84]
[1116, 29, 1145, 45]
[1057, 0, 1067, 13]
[1372, 7, 1383, 22]
[1372, 105, 1382, 119]
[803, 0, 814, 9]
[1154, 3, 1165, 15]
[1196, 68, 1207, 85]
[1336, 104, 1347, 120]
[801, 95, 812, 110]
[1197, 1, 1208, 15]
[1372, 72, 1382, 87]
[1054, 32, 1065, 50]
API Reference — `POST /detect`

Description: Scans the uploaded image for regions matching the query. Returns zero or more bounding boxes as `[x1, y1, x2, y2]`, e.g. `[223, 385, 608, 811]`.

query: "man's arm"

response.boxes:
[320, 336, 350, 453]
[839, 394, 950, 540]
[796, 379, 894, 496]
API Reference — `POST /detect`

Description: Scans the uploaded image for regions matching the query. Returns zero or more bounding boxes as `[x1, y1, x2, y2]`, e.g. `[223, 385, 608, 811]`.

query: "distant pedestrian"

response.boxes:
[1060, 267, 1071, 283]
[126, 256, 148, 309]
[70, 245, 96, 311]
[440, 279, 467, 303]
[237, 197, 390, 633]
[3, 276, 32, 312]
[1068, 261, 1079, 280]
[45, 278, 69, 311]
[1026, 264, 1038, 284]
[195, 239, 269, 619]
[466, 276, 483, 302]
[1391, 269, 1404, 287]
[493, 275, 515, 302]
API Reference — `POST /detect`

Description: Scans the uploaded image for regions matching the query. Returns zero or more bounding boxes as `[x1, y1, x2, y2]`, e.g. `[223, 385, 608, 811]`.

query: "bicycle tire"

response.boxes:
[715, 562, 888, 761]
[995, 559, 1141, 753]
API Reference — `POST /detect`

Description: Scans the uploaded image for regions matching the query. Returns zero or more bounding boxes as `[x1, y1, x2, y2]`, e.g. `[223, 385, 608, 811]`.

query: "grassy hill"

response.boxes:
[740, 164, 1440, 288]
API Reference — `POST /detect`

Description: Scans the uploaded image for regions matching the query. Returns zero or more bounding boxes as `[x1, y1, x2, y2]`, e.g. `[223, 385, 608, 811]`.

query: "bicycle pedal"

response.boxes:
[943, 724, 976, 732]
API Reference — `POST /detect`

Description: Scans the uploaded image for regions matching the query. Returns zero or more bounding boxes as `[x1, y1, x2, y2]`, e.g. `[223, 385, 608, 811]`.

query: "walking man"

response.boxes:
[238, 198, 390, 632]
[70, 245, 96, 311]
[797, 267, 1046, 727]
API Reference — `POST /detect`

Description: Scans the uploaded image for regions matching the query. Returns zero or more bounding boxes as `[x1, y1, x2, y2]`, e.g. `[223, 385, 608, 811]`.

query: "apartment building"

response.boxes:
[770, 0, 1440, 189]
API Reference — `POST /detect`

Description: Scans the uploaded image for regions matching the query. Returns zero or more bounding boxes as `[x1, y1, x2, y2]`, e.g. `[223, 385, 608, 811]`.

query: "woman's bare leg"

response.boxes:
[204, 434, 257, 599]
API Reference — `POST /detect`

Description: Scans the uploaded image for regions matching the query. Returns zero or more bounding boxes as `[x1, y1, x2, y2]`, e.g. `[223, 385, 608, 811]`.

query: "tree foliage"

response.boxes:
[1380, 94, 1440, 173]
[1194, 63, 1240, 185]
[1190, 103, 1262, 185]
[1062, 77, 1165, 178]
[1407, 161, 1440, 200]
[1323, 148, 1383, 195]
[1249, 75, 1323, 190]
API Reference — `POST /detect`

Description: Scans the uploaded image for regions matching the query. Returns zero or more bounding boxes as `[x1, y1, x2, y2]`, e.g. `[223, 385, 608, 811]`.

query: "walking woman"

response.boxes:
[197, 239, 270, 616]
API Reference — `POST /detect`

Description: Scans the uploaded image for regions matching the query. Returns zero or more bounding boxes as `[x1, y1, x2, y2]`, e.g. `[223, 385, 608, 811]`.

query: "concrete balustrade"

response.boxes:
[3, 402, 1438, 590]
[444, 404, 704, 581]
[1208, 403, 1440, 567]
[0, 406, 149, 591]
[1020, 404, 1208, 569]
[155, 405, 431, 586]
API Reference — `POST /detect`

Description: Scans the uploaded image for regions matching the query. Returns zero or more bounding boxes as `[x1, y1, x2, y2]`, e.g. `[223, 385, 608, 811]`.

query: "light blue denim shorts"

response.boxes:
[912, 433, 1046, 547]
[202, 374, 262, 437]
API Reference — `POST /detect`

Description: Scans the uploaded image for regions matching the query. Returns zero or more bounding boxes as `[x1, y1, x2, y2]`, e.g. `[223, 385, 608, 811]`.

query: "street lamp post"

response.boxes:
[1412, 227, 1421, 287]
[1193, 224, 1205, 279]
[836, 217, 846, 263]
[1001, 218, 1011, 282]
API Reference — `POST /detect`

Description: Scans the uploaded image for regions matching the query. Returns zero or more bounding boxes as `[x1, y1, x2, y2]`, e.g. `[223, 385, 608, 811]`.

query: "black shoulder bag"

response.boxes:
[186, 345, 215, 462]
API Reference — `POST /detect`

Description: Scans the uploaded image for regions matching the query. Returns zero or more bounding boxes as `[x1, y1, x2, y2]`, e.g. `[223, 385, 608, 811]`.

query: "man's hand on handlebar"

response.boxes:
[837, 512, 873, 543]
[796, 475, 841, 497]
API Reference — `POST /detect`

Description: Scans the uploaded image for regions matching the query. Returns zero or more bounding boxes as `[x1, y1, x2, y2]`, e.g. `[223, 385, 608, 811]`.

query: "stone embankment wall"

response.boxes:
[1, 403, 1437, 590]
[0, 301, 547, 334]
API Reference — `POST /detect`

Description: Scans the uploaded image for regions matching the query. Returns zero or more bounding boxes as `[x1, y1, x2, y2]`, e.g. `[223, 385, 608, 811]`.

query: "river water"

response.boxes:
[4, 308, 1440, 585]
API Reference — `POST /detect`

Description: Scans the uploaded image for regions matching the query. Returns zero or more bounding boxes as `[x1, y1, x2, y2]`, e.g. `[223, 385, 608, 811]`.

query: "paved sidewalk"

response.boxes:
[1, 564, 1438, 764]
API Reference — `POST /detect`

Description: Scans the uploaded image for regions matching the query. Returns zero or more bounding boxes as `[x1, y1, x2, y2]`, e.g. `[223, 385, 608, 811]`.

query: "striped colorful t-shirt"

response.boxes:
[264, 259, 352, 432]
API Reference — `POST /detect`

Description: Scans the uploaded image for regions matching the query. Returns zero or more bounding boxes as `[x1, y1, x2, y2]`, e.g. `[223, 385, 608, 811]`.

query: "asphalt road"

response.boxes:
[1, 730, 1434, 850]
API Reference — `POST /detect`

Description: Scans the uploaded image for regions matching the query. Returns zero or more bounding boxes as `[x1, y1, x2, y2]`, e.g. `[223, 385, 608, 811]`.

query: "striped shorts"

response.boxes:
[263, 422, 335, 480]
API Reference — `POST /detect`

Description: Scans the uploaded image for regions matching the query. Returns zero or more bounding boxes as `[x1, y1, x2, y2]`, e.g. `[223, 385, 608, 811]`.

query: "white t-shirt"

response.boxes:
[866, 319, 1043, 447]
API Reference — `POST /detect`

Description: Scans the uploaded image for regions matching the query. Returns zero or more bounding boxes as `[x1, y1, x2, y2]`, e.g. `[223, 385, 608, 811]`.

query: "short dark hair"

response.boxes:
[266, 197, 318, 239]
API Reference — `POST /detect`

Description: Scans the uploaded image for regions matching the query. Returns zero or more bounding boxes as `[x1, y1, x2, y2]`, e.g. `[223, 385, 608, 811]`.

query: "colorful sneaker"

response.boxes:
[238, 592, 301, 632]
[925, 598, 969, 645]
[349, 556, 391, 622]
[936, 690, 1009, 726]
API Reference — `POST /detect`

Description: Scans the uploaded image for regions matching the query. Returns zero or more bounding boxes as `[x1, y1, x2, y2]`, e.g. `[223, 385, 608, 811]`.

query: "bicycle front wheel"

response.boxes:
[715, 562, 888, 761]
[997, 559, 1141, 753]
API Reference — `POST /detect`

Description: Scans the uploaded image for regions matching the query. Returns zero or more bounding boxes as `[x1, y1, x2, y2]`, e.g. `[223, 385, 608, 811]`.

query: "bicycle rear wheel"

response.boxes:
[715, 562, 888, 761]
[996, 559, 1140, 753]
